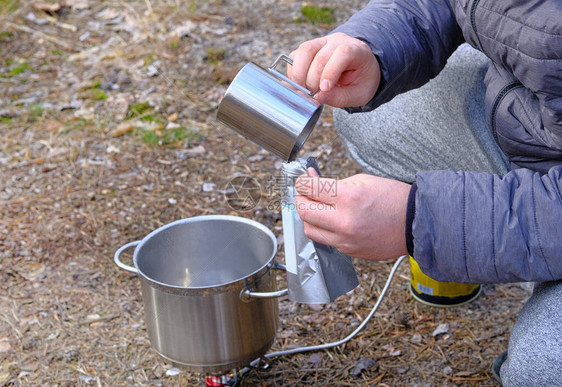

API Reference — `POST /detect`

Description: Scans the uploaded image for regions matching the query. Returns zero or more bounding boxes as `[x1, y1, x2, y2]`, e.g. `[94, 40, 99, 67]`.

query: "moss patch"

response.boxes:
[204, 47, 226, 64]
[0, 0, 19, 13]
[300, 5, 336, 25]
[8, 62, 30, 77]
[128, 102, 152, 118]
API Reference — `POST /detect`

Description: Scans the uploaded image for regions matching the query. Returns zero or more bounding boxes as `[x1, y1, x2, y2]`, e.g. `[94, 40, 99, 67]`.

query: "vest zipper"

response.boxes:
[490, 81, 523, 144]
[470, 0, 484, 49]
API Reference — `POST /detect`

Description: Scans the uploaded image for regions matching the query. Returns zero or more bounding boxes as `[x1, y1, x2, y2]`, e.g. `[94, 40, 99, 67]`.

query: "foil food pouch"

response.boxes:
[281, 157, 359, 304]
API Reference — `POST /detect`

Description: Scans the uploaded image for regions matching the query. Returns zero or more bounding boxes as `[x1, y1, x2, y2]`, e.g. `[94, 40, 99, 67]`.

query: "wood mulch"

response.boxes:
[0, 0, 529, 385]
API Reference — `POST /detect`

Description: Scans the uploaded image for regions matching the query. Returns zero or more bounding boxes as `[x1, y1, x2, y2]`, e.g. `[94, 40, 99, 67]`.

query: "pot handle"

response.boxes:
[240, 262, 288, 301]
[269, 54, 318, 97]
[114, 241, 140, 273]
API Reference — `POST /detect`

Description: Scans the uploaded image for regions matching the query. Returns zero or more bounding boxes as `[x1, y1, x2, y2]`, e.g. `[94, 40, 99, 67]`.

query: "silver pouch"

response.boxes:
[281, 157, 359, 304]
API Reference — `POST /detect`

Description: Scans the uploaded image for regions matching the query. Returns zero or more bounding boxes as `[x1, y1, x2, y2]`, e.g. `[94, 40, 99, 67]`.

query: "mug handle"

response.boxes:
[269, 54, 319, 97]
[114, 241, 140, 273]
[240, 262, 289, 302]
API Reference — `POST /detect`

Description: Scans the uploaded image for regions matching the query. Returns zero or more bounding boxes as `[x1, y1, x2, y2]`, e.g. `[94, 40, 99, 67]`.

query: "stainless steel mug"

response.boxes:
[114, 215, 288, 373]
[216, 54, 323, 161]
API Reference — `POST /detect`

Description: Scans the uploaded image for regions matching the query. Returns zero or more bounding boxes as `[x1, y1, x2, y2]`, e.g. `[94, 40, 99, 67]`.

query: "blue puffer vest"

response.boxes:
[454, 0, 562, 173]
[337, 0, 562, 173]
[334, 0, 562, 283]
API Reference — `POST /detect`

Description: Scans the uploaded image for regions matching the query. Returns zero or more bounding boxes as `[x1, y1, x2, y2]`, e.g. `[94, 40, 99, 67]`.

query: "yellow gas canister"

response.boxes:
[409, 256, 481, 307]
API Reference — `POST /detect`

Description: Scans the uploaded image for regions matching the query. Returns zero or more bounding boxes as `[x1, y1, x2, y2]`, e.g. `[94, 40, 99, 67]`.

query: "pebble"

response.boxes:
[146, 61, 161, 77]
[186, 145, 206, 156]
[382, 344, 401, 357]
[0, 108, 19, 118]
[307, 353, 322, 369]
[432, 323, 450, 337]
[411, 333, 422, 343]
[165, 368, 181, 376]
[25, 12, 49, 25]
[248, 154, 265, 162]
[0, 338, 11, 353]
[78, 375, 94, 384]
[106, 144, 120, 153]
[176, 150, 189, 160]
[60, 99, 82, 111]
[202, 183, 216, 192]
[350, 357, 377, 376]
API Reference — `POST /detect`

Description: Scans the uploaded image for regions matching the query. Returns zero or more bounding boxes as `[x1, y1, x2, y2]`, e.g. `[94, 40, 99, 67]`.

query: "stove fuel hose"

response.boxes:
[247, 255, 407, 368]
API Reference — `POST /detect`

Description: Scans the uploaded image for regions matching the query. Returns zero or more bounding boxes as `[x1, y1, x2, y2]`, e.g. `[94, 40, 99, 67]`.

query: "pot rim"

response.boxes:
[132, 215, 278, 290]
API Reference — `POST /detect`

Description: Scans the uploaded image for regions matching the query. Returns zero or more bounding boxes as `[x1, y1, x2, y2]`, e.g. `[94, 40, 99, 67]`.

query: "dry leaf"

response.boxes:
[86, 314, 101, 321]
[63, 0, 90, 10]
[350, 358, 377, 376]
[18, 262, 46, 281]
[111, 122, 134, 137]
[0, 338, 11, 353]
[307, 353, 322, 369]
[32, 2, 62, 12]
[44, 119, 63, 133]
[20, 362, 38, 372]
[0, 371, 10, 384]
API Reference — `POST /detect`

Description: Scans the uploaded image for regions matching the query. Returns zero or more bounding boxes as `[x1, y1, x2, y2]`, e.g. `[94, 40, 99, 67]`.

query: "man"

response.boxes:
[288, 0, 562, 385]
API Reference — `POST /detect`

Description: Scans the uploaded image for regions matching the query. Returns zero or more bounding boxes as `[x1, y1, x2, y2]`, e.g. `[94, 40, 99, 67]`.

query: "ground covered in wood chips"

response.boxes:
[0, 0, 532, 386]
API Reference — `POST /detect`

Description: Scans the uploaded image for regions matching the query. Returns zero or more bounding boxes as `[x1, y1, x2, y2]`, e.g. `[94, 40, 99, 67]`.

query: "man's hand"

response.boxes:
[295, 168, 410, 260]
[288, 32, 381, 107]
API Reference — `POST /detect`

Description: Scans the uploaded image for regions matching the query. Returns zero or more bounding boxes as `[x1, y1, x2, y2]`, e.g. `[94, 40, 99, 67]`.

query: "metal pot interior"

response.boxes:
[134, 216, 277, 289]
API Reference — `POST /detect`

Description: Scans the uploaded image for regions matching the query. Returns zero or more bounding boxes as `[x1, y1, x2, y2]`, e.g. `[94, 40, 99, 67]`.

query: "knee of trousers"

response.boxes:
[332, 107, 430, 182]
[333, 107, 395, 156]
[500, 281, 562, 386]
[501, 341, 562, 386]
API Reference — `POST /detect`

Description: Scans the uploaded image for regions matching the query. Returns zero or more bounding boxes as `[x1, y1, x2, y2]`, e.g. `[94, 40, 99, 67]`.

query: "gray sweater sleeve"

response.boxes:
[413, 166, 562, 284]
[332, 0, 464, 111]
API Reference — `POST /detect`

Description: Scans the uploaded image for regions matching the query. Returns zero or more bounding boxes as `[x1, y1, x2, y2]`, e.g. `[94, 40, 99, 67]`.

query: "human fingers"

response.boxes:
[321, 40, 373, 87]
[319, 45, 380, 107]
[295, 175, 339, 204]
[301, 216, 365, 258]
[303, 42, 337, 93]
[301, 221, 339, 247]
[304, 33, 360, 92]
[295, 194, 337, 230]
[288, 37, 327, 89]
[307, 167, 319, 177]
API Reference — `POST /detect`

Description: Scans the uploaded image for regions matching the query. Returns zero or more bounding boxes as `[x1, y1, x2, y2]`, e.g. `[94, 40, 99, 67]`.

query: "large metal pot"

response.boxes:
[114, 215, 285, 373]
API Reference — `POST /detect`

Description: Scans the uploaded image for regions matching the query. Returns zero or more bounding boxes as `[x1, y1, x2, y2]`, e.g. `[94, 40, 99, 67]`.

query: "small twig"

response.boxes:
[101, 352, 126, 369]
[5, 22, 74, 51]
[452, 376, 489, 382]
[364, 372, 385, 385]
[77, 314, 119, 326]
[0, 311, 21, 339]
[434, 343, 448, 362]
[144, 0, 153, 14]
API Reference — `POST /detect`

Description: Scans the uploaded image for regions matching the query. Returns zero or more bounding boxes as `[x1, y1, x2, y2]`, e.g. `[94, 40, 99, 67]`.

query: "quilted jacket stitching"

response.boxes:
[491, 178, 500, 281]
[531, 182, 555, 279]
[479, 3, 562, 38]
[462, 173, 470, 281]
[477, 32, 562, 61]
